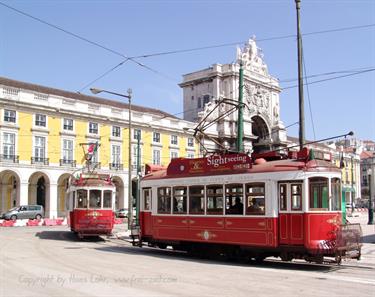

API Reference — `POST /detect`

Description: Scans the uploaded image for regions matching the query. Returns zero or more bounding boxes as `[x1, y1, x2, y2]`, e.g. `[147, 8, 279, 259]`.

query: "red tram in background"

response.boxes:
[135, 149, 362, 264]
[67, 172, 116, 238]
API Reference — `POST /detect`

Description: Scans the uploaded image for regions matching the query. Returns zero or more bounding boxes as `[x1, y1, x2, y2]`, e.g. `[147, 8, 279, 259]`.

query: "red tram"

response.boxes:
[67, 172, 116, 238]
[135, 149, 362, 264]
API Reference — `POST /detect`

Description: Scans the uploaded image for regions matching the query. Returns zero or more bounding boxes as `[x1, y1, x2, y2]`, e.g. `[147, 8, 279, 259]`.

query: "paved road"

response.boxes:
[0, 220, 374, 297]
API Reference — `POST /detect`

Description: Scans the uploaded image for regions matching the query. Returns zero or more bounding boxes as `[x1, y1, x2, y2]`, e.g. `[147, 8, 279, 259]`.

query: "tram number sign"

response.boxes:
[167, 153, 252, 176]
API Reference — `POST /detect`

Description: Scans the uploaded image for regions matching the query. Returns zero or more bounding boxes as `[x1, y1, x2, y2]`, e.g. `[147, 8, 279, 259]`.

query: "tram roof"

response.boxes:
[142, 158, 340, 181]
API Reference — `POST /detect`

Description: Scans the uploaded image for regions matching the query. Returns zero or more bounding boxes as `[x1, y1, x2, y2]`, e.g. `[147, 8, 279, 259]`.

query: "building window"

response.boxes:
[3, 132, 15, 158]
[153, 132, 160, 143]
[132, 145, 142, 169]
[170, 151, 178, 160]
[35, 114, 46, 127]
[187, 137, 194, 147]
[89, 122, 98, 134]
[171, 135, 178, 145]
[63, 118, 73, 131]
[198, 98, 201, 108]
[34, 136, 46, 160]
[134, 129, 141, 140]
[62, 139, 73, 162]
[112, 126, 121, 137]
[112, 145, 121, 164]
[203, 94, 210, 105]
[187, 153, 195, 159]
[4, 110, 16, 123]
[153, 150, 160, 165]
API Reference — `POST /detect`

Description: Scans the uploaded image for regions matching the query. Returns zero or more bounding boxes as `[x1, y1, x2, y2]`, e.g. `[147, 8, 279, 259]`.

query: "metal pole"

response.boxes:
[295, 0, 305, 151]
[128, 93, 133, 229]
[369, 172, 374, 225]
[351, 155, 355, 213]
[135, 134, 141, 225]
[236, 62, 244, 153]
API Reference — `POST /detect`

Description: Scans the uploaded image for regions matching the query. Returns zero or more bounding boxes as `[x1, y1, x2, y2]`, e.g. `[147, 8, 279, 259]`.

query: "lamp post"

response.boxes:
[90, 87, 133, 229]
[368, 165, 374, 225]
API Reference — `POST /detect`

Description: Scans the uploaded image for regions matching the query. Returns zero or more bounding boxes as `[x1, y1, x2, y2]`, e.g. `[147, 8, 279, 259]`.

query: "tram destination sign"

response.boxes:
[167, 153, 252, 176]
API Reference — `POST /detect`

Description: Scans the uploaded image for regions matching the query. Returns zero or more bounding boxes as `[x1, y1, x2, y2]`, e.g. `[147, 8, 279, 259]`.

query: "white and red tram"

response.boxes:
[136, 149, 361, 263]
[67, 172, 116, 238]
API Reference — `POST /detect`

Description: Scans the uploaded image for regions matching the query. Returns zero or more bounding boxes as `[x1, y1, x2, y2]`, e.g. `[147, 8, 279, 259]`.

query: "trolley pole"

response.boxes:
[295, 0, 305, 151]
[236, 61, 244, 153]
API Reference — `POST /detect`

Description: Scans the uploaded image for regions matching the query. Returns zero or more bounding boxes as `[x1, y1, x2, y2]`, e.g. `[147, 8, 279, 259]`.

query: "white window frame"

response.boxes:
[33, 135, 46, 160]
[152, 149, 161, 165]
[4, 109, 16, 123]
[171, 134, 178, 145]
[111, 144, 121, 165]
[62, 138, 74, 162]
[153, 132, 160, 143]
[88, 122, 99, 134]
[2, 132, 16, 158]
[35, 114, 47, 127]
[112, 126, 121, 138]
[63, 118, 74, 131]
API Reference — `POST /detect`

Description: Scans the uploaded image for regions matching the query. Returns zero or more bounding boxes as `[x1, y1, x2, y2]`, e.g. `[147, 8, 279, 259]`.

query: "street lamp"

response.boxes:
[90, 87, 133, 229]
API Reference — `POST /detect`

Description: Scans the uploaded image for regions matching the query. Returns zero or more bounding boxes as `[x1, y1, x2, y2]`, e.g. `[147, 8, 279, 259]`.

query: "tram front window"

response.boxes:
[76, 189, 88, 208]
[331, 178, 341, 211]
[103, 190, 112, 208]
[89, 189, 102, 209]
[309, 177, 329, 210]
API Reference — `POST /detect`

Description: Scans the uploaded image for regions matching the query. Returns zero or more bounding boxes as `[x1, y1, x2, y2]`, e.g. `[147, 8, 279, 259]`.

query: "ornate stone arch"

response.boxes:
[28, 172, 50, 214]
[251, 115, 271, 153]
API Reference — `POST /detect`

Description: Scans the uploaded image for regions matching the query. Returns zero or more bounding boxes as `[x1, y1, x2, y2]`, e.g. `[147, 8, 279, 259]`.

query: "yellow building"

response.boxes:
[0, 77, 198, 218]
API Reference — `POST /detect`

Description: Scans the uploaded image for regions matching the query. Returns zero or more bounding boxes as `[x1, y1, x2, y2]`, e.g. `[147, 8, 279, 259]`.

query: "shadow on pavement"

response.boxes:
[363, 233, 375, 244]
[35, 230, 105, 242]
[94, 244, 339, 272]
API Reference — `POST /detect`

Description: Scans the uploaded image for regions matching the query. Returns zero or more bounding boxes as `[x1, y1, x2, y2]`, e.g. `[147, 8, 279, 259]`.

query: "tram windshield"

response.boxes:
[74, 189, 113, 209]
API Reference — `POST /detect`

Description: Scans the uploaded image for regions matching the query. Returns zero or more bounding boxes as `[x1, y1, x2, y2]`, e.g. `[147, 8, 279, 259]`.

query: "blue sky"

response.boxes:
[1, 0, 374, 142]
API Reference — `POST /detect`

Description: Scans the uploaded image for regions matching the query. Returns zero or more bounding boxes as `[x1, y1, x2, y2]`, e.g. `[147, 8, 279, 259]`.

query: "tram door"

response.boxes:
[278, 182, 304, 245]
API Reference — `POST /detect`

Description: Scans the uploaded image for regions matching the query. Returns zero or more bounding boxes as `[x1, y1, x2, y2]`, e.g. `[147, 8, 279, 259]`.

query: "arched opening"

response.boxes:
[251, 115, 270, 153]
[112, 176, 125, 210]
[28, 172, 50, 215]
[0, 170, 20, 213]
[57, 173, 71, 217]
[37, 177, 46, 207]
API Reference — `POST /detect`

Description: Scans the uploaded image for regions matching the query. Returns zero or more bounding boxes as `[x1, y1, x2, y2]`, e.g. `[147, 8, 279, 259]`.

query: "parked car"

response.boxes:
[0, 205, 44, 221]
[115, 208, 128, 218]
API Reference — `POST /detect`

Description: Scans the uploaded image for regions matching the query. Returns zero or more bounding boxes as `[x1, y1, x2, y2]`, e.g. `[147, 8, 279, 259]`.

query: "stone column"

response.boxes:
[48, 183, 58, 219]
[19, 181, 29, 205]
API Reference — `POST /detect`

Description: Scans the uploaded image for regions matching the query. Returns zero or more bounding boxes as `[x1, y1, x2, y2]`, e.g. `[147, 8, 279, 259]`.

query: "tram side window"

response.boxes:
[225, 184, 244, 215]
[291, 184, 302, 210]
[189, 186, 204, 215]
[76, 189, 88, 208]
[173, 187, 187, 214]
[331, 178, 341, 211]
[279, 184, 287, 211]
[89, 190, 102, 209]
[143, 188, 151, 211]
[246, 183, 265, 215]
[103, 190, 112, 208]
[206, 185, 223, 215]
[309, 177, 329, 210]
[157, 187, 171, 214]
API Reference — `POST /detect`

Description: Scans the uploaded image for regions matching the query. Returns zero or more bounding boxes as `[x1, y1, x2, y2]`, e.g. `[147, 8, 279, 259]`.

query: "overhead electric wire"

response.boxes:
[0, 1, 173, 83]
[127, 23, 375, 59]
[282, 68, 375, 90]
